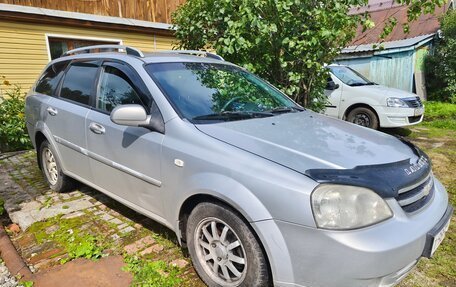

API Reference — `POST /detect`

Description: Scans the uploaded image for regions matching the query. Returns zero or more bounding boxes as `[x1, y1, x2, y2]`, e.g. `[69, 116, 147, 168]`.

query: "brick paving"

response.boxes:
[0, 150, 204, 286]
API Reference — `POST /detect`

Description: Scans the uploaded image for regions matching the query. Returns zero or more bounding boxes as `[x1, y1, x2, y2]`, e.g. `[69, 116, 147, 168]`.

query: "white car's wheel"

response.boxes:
[347, 107, 379, 129]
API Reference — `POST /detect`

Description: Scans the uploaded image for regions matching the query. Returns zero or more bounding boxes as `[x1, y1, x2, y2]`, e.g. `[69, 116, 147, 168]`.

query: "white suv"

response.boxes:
[324, 64, 424, 129]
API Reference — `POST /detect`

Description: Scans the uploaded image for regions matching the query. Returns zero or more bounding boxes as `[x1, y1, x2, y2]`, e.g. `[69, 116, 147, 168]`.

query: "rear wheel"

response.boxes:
[347, 107, 379, 129]
[39, 140, 75, 192]
[187, 202, 271, 287]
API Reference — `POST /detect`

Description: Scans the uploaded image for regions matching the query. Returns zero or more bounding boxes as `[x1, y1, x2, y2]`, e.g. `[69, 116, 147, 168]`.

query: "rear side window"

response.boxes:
[60, 62, 98, 106]
[97, 66, 144, 113]
[35, 61, 69, 96]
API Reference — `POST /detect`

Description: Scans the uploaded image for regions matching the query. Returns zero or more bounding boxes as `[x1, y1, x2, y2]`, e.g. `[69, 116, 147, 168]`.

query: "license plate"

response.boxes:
[422, 205, 453, 258]
[431, 219, 450, 256]
[414, 107, 424, 116]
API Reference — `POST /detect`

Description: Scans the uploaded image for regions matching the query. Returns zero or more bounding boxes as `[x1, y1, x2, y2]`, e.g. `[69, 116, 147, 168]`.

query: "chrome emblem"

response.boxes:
[404, 156, 428, 176]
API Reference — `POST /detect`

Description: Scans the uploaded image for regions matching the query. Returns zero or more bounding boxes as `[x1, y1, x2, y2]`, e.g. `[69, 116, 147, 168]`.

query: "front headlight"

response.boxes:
[311, 185, 393, 230]
[386, 97, 408, 108]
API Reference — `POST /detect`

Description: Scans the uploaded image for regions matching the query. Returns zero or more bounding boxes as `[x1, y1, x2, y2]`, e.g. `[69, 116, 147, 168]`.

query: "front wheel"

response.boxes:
[347, 107, 379, 129]
[187, 202, 271, 287]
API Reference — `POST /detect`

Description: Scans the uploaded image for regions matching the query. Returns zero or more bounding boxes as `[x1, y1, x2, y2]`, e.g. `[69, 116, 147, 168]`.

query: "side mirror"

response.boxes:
[326, 81, 340, 91]
[110, 104, 165, 134]
[110, 104, 150, 127]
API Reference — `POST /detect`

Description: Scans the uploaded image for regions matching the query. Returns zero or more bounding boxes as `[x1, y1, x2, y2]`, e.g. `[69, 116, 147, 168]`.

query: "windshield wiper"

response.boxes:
[192, 111, 274, 121]
[266, 106, 305, 114]
[350, 82, 376, 87]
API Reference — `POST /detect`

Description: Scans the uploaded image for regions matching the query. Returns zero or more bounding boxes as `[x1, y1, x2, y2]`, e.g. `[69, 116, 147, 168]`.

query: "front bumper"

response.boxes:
[375, 106, 424, 128]
[252, 179, 450, 287]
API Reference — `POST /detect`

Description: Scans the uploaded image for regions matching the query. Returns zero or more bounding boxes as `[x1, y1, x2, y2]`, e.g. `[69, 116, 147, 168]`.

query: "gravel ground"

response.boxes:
[0, 260, 18, 287]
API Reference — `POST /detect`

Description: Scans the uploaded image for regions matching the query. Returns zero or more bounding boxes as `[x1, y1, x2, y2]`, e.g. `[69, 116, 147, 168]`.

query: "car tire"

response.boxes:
[347, 107, 379, 129]
[187, 202, 271, 287]
[39, 140, 76, 193]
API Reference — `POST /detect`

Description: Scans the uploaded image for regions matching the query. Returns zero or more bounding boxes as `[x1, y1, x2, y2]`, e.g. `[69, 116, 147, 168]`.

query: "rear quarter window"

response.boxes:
[35, 61, 69, 96]
[60, 61, 98, 106]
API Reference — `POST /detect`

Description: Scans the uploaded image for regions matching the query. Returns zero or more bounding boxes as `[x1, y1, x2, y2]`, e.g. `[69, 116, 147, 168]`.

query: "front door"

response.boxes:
[86, 61, 165, 216]
[323, 75, 343, 118]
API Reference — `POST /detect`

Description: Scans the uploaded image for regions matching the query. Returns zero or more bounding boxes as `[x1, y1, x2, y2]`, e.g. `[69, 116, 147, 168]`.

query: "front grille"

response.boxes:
[403, 97, 423, 108]
[408, 116, 422, 123]
[396, 174, 434, 213]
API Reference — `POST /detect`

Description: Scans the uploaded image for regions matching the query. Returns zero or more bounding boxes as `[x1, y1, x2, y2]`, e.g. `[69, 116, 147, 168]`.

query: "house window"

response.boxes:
[47, 37, 121, 60]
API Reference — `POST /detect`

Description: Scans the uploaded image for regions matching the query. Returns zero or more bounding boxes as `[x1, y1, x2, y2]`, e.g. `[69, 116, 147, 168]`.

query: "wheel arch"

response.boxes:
[343, 103, 380, 122]
[178, 193, 266, 244]
[35, 131, 47, 170]
[33, 124, 64, 172]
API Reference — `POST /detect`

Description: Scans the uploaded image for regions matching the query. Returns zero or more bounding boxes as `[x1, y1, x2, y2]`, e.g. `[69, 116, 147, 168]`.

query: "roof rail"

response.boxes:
[158, 50, 224, 61]
[61, 45, 144, 58]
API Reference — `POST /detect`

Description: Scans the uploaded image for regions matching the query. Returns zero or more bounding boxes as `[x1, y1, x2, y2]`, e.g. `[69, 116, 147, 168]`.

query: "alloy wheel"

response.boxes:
[43, 147, 58, 185]
[194, 217, 247, 286]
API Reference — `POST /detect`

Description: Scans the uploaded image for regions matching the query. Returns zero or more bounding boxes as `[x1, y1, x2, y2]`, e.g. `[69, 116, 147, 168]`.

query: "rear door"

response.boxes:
[45, 60, 100, 182]
[86, 61, 165, 216]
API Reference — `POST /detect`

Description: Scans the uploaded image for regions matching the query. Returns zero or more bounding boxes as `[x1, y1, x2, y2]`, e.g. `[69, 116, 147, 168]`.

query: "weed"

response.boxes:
[124, 256, 183, 287]
[61, 232, 103, 263]
[28, 215, 106, 263]
[0, 197, 4, 215]
[20, 281, 34, 287]
[40, 197, 53, 210]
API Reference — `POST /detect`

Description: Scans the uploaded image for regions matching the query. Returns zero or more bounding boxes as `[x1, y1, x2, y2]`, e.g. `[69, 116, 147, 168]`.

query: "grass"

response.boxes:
[420, 101, 456, 130]
[396, 102, 456, 287]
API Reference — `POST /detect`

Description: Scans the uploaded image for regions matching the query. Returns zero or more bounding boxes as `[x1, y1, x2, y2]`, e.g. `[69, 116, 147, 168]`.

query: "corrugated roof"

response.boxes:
[342, 33, 435, 54]
[0, 3, 172, 31]
[349, 1, 450, 45]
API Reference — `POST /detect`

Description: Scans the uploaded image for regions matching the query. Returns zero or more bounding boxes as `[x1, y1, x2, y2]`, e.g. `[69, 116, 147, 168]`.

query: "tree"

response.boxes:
[172, 0, 446, 110]
[425, 10, 456, 103]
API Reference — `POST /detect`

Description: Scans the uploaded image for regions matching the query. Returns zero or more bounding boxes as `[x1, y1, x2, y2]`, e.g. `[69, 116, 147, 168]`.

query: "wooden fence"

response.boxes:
[0, 0, 185, 23]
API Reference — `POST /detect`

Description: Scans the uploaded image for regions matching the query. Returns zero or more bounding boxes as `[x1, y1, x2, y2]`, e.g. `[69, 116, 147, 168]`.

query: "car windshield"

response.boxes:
[328, 66, 376, 87]
[145, 62, 301, 123]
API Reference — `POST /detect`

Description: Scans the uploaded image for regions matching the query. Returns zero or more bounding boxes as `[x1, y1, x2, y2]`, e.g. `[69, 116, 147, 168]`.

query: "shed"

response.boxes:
[336, 0, 454, 99]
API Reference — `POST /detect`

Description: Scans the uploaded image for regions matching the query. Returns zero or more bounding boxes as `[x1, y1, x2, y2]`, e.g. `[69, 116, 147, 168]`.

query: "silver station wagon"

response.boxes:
[25, 45, 452, 287]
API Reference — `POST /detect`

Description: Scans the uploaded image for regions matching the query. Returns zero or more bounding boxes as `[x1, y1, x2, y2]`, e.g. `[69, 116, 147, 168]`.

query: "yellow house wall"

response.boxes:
[0, 19, 176, 96]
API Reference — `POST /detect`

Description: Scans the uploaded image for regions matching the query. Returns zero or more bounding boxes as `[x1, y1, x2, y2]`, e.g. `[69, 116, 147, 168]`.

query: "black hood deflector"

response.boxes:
[305, 139, 431, 198]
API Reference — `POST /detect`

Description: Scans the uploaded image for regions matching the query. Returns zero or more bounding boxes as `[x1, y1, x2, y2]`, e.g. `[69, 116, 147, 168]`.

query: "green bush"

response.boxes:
[0, 77, 32, 152]
[425, 10, 456, 103]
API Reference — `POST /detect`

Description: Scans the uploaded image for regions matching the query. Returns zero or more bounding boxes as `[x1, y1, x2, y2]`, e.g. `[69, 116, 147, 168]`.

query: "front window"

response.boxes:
[146, 62, 301, 123]
[97, 66, 145, 113]
[329, 66, 375, 87]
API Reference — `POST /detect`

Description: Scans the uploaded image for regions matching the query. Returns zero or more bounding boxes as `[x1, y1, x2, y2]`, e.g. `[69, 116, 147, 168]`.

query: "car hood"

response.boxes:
[356, 84, 418, 99]
[195, 111, 418, 172]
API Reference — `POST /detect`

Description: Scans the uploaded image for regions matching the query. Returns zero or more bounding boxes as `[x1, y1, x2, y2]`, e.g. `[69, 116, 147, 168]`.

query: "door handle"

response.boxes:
[46, 107, 58, 116]
[89, 122, 106, 135]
